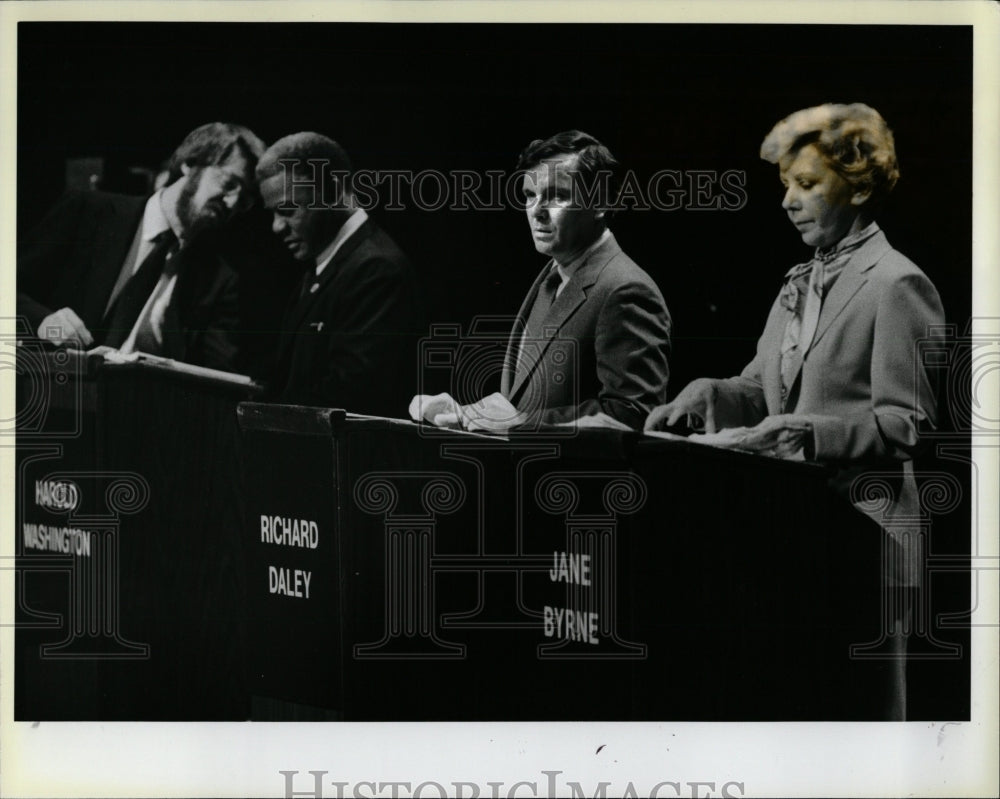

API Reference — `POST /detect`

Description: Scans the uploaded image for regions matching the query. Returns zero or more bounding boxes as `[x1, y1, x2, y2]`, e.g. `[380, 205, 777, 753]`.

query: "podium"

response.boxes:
[14, 349, 962, 720]
[15, 347, 260, 719]
[237, 404, 889, 720]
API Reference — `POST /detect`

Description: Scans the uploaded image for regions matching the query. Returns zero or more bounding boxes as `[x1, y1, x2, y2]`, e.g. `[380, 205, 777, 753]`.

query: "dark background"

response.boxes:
[18, 22, 972, 391]
[16, 22, 973, 720]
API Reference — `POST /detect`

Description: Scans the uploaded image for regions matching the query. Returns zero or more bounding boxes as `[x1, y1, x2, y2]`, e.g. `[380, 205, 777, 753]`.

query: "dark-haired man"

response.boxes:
[17, 122, 265, 371]
[411, 130, 671, 431]
[257, 131, 422, 415]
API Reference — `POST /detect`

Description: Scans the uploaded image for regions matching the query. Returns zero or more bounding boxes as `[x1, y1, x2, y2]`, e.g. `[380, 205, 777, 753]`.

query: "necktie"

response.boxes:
[103, 230, 178, 348]
[299, 264, 320, 300]
[515, 265, 562, 377]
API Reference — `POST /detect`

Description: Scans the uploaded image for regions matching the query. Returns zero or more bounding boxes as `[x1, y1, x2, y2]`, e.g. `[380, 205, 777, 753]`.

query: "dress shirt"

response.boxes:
[552, 228, 611, 299]
[515, 227, 613, 371]
[314, 208, 369, 277]
[117, 193, 183, 355]
[778, 221, 880, 407]
[800, 221, 880, 356]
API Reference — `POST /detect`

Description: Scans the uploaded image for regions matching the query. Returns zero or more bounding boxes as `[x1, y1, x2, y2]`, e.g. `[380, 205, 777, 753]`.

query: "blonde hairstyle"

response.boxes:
[760, 103, 900, 209]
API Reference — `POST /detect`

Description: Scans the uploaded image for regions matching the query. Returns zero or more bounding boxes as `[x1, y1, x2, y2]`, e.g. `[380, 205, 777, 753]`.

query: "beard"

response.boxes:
[176, 168, 230, 241]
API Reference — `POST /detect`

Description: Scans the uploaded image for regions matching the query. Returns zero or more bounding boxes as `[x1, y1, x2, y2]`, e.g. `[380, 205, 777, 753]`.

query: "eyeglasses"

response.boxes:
[207, 165, 255, 211]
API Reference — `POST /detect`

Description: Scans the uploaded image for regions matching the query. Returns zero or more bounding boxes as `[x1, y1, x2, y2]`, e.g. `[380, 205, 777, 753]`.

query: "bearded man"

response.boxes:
[17, 122, 266, 371]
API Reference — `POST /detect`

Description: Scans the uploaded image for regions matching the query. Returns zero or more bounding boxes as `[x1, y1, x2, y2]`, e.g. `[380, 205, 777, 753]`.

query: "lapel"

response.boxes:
[501, 260, 551, 396]
[86, 194, 146, 325]
[764, 229, 892, 413]
[506, 232, 622, 400]
[276, 219, 377, 361]
[168, 241, 197, 305]
[762, 318, 785, 415]
[809, 230, 890, 349]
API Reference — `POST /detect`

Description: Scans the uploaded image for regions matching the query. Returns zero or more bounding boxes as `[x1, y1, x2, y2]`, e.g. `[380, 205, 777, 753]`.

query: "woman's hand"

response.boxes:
[644, 378, 720, 433]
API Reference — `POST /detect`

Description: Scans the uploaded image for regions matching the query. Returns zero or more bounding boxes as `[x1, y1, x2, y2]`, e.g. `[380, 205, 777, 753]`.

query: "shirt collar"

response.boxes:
[315, 208, 369, 276]
[553, 228, 611, 283]
[141, 191, 176, 243]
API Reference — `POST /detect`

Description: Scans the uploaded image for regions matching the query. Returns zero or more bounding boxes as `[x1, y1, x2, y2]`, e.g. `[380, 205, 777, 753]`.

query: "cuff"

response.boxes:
[806, 414, 849, 461]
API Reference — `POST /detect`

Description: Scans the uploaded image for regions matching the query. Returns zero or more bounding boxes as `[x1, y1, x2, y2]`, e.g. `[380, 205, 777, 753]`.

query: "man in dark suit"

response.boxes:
[411, 130, 671, 431]
[256, 132, 423, 415]
[17, 122, 265, 372]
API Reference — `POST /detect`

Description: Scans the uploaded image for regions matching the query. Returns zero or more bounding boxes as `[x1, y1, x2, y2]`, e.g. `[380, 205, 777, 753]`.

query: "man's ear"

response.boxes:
[180, 162, 192, 176]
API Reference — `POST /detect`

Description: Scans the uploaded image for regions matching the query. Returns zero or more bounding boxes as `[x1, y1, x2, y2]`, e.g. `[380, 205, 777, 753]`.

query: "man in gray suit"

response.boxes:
[411, 130, 672, 431]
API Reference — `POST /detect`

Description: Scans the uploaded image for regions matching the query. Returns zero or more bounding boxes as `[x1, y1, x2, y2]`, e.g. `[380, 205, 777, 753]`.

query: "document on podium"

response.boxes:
[87, 345, 258, 388]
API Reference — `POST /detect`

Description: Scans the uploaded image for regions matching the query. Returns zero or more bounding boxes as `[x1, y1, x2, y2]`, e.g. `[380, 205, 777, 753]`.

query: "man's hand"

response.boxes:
[37, 308, 93, 349]
[644, 378, 719, 433]
[461, 392, 526, 432]
[409, 392, 526, 432]
[408, 392, 463, 428]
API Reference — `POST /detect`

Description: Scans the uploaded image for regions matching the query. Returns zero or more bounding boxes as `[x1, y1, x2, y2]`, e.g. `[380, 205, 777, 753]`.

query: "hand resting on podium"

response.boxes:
[409, 391, 528, 432]
[659, 414, 812, 459]
[37, 307, 94, 349]
[646, 379, 813, 459]
[644, 377, 719, 434]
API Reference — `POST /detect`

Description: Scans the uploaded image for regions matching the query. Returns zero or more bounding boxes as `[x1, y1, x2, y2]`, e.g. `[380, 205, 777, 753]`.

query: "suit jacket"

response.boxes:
[711, 230, 944, 583]
[17, 190, 241, 371]
[500, 232, 671, 429]
[268, 219, 423, 417]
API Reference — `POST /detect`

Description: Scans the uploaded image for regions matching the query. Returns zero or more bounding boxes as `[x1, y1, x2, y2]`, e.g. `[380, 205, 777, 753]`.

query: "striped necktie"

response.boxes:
[515, 265, 562, 375]
[102, 229, 178, 348]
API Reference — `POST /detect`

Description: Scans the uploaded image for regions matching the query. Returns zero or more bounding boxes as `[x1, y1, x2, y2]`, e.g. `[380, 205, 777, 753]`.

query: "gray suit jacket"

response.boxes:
[500, 232, 671, 429]
[712, 229, 944, 583]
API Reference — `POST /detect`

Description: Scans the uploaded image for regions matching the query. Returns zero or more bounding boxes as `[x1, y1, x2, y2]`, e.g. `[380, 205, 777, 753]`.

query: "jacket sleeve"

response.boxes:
[806, 271, 944, 462]
[708, 295, 782, 429]
[16, 191, 87, 335]
[536, 279, 672, 429]
[196, 261, 242, 373]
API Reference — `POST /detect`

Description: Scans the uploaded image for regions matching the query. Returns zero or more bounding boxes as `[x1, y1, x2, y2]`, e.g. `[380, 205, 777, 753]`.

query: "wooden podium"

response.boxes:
[15, 346, 260, 720]
[14, 347, 962, 721]
[237, 404, 888, 720]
